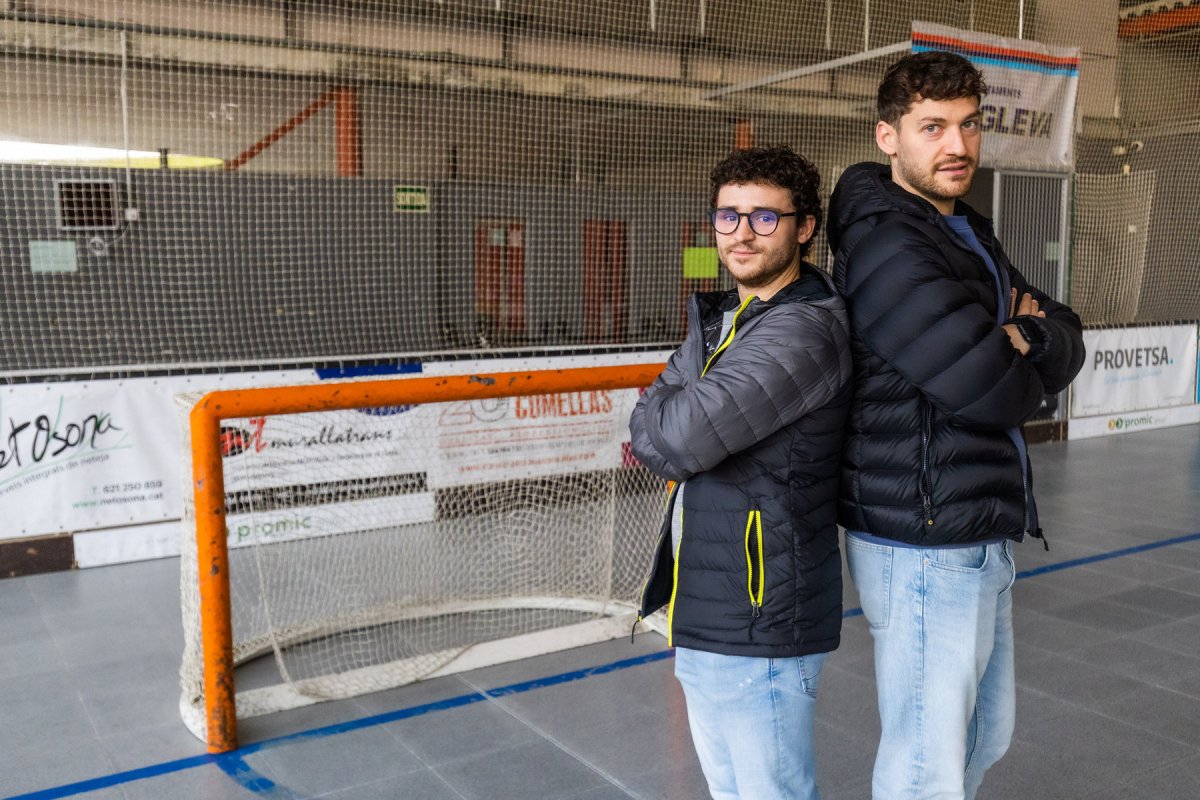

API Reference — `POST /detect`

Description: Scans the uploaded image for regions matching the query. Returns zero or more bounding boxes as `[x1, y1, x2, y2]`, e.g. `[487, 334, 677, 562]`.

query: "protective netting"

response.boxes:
[1072, 171, 1155, 323]
[5, 0, 1196, 737]
[9, 1, 1198, 380]
[177, 379, 667, 738]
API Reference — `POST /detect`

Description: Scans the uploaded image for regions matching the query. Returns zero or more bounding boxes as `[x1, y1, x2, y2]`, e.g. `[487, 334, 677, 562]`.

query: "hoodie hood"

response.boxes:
[827, 161, 995, 253]
[827, 162, 935, 251]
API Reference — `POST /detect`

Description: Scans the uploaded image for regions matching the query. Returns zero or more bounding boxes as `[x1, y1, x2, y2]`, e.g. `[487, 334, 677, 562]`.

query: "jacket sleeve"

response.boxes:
[628, 344, 694, 482]
[839, 218, 1046, 430]
[630, 304, 850, 479]
[1006, 267, 1086, 394]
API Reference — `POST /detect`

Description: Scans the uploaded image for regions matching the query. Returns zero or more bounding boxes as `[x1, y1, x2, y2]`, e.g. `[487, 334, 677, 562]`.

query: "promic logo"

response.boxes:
[1107, 415, 1155, 431]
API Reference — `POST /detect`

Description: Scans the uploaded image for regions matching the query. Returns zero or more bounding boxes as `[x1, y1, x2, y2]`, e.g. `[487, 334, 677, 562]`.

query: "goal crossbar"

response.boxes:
[190, 364, 664, 753]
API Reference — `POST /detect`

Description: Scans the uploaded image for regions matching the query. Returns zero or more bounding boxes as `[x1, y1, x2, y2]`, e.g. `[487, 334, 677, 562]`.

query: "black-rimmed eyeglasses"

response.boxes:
[709, 208, 799, 236]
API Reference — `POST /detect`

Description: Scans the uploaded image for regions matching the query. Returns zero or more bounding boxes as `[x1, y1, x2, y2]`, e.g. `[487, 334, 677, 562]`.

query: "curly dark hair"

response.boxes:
[708, 145, 823, 257]
[877, 51, 988, 127]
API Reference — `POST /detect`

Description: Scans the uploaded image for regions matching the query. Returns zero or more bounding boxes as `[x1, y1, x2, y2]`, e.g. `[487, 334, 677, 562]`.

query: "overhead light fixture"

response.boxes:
[0, 141, 223, 169]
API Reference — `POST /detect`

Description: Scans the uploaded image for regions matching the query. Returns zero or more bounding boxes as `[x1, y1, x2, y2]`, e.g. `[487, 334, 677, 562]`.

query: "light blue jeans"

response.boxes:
[674, 647, 827, 800]
[846, 534, 1017, 800]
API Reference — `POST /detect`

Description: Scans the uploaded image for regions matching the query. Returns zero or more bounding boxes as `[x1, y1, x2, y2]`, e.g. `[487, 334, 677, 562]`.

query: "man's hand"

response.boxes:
[1003, 288, 1046, 355]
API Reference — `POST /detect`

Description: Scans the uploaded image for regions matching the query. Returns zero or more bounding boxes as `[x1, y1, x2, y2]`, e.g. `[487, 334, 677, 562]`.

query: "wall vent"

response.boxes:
[55, 179, 121, 231]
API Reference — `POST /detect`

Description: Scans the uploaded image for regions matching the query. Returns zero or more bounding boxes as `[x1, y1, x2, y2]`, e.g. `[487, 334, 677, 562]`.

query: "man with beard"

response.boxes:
[630, 145, 852, 800]
[827, 52, 1085, 799]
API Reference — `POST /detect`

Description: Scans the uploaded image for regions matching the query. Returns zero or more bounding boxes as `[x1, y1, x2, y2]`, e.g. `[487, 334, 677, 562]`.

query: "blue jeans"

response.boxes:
[846, 534, 1017, 800]
[674, 647, 827, 800]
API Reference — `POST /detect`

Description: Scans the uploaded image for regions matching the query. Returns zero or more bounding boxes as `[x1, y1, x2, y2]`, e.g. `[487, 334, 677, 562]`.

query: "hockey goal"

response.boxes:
[179, 363, 667, 752]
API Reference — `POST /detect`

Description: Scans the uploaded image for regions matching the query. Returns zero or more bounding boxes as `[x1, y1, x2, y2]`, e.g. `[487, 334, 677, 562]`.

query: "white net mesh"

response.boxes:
[1072, 171, 1155, 324]
[6, 0, 1199, 738]
[12, 1, 1200, 380]
[176, 375, 667, 738]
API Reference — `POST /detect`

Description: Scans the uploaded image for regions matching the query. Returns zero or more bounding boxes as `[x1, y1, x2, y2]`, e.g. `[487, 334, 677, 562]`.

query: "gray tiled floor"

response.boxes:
[1, 424, 1199, 800]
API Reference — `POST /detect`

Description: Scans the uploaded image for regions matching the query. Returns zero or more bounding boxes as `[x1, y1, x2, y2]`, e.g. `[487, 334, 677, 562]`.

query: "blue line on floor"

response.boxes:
[3, 651, 672, 800]
[1015, 530, 1200, 579]
[840, 530, 1200, 622]
[9, 532, 1199, 800]
[216, 755, 291, 798]
[5, 755, 216, 800]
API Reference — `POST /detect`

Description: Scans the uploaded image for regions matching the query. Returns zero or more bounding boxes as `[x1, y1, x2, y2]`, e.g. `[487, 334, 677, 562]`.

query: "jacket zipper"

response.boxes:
[744, 510, 764, 623]
[1020, 446, 1048, 550]
[920, 400, 935, 528]
[633, 481, 680, 643]
[701, 294, 755, 377]
[665, 498, 684, 646]
[636, 294, 755, 644]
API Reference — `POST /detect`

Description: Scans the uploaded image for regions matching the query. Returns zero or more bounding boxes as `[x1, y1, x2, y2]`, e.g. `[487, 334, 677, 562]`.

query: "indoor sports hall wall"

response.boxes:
[1, 0, 1199, 571]
[9, 0, 1199, 377]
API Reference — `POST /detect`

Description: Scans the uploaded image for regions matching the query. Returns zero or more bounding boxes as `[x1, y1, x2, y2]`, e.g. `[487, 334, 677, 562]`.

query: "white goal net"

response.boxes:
[177, 371, 667, 740]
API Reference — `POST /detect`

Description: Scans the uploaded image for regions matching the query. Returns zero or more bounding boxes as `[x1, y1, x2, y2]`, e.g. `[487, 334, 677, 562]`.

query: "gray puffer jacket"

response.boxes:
[631, 265, 852, 657]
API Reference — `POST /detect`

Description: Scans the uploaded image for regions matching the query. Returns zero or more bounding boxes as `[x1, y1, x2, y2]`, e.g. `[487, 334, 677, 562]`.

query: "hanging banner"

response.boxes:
[1070, 324, 1199, 418]
[912, 21, 1081, 171]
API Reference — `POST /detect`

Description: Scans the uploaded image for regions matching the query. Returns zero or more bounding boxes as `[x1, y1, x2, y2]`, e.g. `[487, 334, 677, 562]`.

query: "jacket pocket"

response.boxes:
[919, 400, 935, 528]
[744, 509, 765, 618]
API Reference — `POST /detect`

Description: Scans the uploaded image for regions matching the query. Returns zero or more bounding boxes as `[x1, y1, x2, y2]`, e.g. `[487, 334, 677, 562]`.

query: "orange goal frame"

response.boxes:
[189, 364, 664, 753]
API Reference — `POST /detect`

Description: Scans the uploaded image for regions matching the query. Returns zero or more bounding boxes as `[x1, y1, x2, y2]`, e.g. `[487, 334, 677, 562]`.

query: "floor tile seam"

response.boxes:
[1092, 755, 1200, 798]
[420, 758, 510, 800]
[422, 768, 472, 800]
[309, 771, 465, 800]
[1098, 596, 1200, 621]
[1080, 699, 1200, 751]
[242, 651, 673, 783]
[365, 714, 436, 770]
[455, 672, 642, 798]
[1056, 638, 1200, 673]
[1011, 680, 1148, 718]
[1097, 678, 1200, 711]
[1031, 604, 1180, 632]
[1032, 637, 1175, 675]
[1099, 671, 1200, 699]
[1126, 614, 1200, 640]
[70, 684, 117, 753]
[1017, 688, 1200, 746]
[1011, 611, 1126, 648]
[252, 724, 428, 787]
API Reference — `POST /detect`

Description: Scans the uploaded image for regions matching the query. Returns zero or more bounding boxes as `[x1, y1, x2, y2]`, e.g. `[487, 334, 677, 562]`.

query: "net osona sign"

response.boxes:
[0, 382, 171, 539]
[0, 371, 309, 543]
[1069, 324, 1199, 439]
[912, 22, 1080, 171]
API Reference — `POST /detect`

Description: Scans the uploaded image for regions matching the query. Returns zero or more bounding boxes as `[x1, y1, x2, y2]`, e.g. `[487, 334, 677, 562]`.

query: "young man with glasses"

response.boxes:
[827, 52, 1085, 799]
[630, 145, 852, 800]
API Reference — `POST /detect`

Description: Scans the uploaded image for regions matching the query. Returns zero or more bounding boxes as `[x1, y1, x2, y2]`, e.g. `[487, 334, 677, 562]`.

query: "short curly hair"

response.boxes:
[878, 51, 988, 127]
[708, 145, 823, 258]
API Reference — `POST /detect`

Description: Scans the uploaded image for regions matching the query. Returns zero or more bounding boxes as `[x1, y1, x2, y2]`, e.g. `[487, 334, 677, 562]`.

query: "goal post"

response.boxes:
[183, 363, 666, 753]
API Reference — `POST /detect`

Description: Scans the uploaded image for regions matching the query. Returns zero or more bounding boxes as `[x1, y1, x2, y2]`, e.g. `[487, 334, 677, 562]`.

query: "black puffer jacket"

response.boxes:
[828, 162, 1085, 545]
[631, 266, 852, 657]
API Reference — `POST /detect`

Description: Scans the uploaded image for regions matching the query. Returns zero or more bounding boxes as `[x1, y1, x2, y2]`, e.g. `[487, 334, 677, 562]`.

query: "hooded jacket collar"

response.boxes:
[695, 262, 836, 320]
[827, 162, 996, 253]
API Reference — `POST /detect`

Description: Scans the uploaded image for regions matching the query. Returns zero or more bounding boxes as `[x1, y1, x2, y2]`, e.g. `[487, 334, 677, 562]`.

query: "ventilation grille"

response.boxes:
[56, 180, 120, 231]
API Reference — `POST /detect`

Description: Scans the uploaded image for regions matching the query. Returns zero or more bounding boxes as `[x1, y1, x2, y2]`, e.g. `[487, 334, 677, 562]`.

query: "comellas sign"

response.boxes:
[912, 21, 1081, 171]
